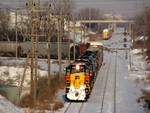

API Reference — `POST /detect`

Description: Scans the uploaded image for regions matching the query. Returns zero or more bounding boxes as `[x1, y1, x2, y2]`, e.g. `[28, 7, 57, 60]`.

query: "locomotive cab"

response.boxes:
[65, 63, 92, 101]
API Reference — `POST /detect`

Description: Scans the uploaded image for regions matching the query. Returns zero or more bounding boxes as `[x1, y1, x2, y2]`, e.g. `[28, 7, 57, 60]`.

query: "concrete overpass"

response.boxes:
[80, 20, 134, 24]
[79, 19, 134, 37]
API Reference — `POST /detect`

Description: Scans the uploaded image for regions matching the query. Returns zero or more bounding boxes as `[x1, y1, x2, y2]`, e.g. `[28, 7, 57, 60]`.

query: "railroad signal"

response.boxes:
[123, 44, 127, 48]
[123, 31, 127, 36]
[123, 38, 127, 42]
[123, 35, 127, 48]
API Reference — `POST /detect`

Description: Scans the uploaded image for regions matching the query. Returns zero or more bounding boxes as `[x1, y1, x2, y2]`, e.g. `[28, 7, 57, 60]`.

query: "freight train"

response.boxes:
[64, 41, 103, 101]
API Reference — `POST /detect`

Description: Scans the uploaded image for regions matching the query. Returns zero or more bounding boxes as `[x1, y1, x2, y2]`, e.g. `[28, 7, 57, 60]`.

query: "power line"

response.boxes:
[0, 1, 15, 12]
[74, 0, 149, 7]
[73, 0, 150, 2]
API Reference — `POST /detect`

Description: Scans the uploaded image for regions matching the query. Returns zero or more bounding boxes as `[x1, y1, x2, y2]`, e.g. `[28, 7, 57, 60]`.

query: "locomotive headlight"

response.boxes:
[76, 64, 80, 70]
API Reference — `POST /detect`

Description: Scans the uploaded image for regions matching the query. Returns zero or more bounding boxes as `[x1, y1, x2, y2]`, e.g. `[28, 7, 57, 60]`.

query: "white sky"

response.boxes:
[1, 0, 150, 18]
[74, 0, 150, 18]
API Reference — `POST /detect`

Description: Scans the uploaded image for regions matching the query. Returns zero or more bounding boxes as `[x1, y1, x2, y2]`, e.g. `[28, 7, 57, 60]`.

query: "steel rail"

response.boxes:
[114, 52, 117, 113]
[100, 53, 113, 113]
[78, 103, 84, 113]
[64, 102, 84, 113]
[64, 102, 71, 113]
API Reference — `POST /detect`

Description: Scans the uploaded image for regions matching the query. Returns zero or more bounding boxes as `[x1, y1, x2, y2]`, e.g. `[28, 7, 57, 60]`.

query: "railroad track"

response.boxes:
[64, 102, 84, 113]
[99, 52, 118, 113]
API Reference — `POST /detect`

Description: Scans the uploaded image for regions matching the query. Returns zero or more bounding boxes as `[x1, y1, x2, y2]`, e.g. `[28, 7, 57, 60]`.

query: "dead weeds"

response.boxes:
[137, 90, 150, 110]
[19, 74, 65, 111]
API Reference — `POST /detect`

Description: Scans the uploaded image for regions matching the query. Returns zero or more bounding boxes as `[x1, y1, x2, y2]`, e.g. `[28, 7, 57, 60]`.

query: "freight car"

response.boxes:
[0, 41, 80, 59]
[64, 42, 103, 101]
[20, 42, 70, 59]
[0, 41, 22, 57]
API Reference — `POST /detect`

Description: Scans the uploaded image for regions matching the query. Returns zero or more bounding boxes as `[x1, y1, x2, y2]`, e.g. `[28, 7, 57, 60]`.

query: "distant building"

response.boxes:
[104, 13, 122, 20]
[9, 12, 28, 29]
[65, 21, 89, 43]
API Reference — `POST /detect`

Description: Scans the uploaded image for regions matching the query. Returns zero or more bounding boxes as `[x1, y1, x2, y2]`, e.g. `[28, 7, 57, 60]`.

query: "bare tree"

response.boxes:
[50, 0, 75, 16]
[77, 7, 104, 20]
[0, 10, 12, 41]
[145, 8, 150, 38]
[76, 7, 106, 32]
[133, 7, 150, 59]
[134, 13, 145, 36]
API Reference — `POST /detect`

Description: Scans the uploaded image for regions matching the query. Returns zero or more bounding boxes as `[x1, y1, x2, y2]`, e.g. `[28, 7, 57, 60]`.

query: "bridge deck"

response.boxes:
[80, 20, 134, 24]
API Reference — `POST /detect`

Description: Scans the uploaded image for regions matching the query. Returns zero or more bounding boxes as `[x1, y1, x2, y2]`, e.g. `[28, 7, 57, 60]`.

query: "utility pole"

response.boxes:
[30, 0, 35, 105]
[131, 24, 135, 46]
[60, 11, 63, 79]
[128, 23, 132, 37]
[15, 10, 18, 60]
[47, 4, 51, 85]
[33, 0, 41, 108]
[89, 7, 91, 31]
[84, 23, 86, 44]
[57, 16, 60, 78]
[58, 7, 62, 79]
[19, 0, 50, 108]
[67, 14, 71, 66]
[73, 14, 76, 61]
[144, 6, 149, 50]
[80, 14, 83, 43]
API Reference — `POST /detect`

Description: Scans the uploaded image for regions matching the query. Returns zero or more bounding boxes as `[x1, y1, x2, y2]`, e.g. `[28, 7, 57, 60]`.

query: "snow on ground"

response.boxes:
[0, 58, 67, 86]
[127, 49, 150, 81]
[0, 57, 67, 113]
[0, 95, 24, 113]
[0, 66, 47, 86]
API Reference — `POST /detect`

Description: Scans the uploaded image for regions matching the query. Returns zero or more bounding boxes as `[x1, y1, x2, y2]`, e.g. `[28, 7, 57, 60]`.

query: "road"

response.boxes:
[58, 27, 145, 113]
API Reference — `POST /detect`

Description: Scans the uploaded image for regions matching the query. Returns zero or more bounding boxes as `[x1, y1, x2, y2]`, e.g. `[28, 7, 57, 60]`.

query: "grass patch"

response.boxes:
[0, 88, 8, 99]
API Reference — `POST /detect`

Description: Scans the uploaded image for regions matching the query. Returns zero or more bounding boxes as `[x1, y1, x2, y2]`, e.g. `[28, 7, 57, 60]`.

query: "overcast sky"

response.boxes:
[1, 0, 150, 19]
[74, 0, 150, 18]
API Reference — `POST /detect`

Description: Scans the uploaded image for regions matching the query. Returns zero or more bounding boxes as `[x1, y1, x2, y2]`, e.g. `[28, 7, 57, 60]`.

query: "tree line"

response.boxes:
[134, 6, 150, 58]
[0, 0, 104, 42]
